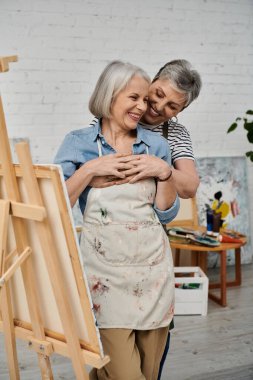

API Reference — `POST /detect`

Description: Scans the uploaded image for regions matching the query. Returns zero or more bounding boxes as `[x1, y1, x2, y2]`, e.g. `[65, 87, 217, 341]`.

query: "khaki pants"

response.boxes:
[89, 327, 169, 380]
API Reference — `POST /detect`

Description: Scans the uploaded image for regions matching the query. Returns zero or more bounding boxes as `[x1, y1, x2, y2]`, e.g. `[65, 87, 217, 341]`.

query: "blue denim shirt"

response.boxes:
[54, 120, 179, 223]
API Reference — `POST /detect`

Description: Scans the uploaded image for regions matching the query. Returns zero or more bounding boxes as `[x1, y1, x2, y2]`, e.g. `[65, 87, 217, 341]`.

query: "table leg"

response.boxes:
[174, 248, 181, 266]
[208, 250, 227, 307]
[191, 251, 198, 266]
[198, 252, 207, 274]
[235, 247, 241, 285]
[220, 250, 227, 306]
[222, 248, 241, 287]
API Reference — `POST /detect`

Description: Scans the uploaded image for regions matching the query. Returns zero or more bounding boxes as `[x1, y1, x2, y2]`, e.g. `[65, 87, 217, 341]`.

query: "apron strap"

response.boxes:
[162, 121, 168, 139]
[97, 137, 103, 157]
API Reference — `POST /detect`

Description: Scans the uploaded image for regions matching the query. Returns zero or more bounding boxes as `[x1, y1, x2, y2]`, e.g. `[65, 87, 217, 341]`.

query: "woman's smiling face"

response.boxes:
[110, 75, 149, 131]
[142, 78, 187, 125]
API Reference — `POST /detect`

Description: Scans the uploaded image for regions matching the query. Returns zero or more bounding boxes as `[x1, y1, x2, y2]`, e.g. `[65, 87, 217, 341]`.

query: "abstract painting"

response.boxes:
[196, 156, 252, 267]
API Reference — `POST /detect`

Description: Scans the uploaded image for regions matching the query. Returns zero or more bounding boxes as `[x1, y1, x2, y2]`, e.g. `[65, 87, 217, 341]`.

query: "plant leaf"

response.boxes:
[247, 129, 253, 143]
[245, 151, 253, 162]
[236, 117, 242, 121]
[227, 123, 237, 133]
[244, 120, 253, 132]
[246, 110, 253, 115]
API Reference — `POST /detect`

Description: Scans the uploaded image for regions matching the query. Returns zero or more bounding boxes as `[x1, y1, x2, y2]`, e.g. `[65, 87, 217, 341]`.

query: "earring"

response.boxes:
[169, 116, 178, 124]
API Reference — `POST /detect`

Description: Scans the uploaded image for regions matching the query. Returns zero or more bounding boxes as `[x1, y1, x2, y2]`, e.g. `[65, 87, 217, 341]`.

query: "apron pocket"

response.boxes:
[84, 222, 165, 266]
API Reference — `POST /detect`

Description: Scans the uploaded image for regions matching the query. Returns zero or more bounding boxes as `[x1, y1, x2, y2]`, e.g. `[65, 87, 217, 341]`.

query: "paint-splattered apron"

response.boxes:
[80, 138, 175, 330]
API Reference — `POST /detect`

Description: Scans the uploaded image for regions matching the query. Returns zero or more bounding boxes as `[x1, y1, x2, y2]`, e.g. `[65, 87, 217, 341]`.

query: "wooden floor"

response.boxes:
[0, 263, 253, 380]
[162, 263, 253, 380]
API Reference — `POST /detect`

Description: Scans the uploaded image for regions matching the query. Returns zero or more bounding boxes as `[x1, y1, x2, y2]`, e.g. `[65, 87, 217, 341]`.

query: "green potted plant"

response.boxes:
[227, 109, 253, 161]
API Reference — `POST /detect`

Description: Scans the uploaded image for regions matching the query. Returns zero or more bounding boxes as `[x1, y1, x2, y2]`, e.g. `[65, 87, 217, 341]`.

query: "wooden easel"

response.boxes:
[0, 56, 109, 379]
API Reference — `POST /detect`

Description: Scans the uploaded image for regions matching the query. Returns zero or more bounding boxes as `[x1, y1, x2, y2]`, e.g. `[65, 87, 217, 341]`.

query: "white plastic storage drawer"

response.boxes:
[174, 267, 208, 316]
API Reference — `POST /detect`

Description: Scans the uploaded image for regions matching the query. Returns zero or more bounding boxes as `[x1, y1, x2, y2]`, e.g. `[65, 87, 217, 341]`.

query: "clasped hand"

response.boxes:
[89, 154, 171, 188]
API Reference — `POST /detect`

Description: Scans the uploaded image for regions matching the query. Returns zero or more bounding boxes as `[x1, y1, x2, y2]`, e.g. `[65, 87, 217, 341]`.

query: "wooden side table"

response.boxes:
[170, 238, 247, 307]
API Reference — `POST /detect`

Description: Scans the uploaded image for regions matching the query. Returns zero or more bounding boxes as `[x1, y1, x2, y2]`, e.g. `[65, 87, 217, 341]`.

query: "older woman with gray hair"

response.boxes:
[143, 59, 201, 380]
[55, 60, 180, 380]
[88, 59, 202, 380]
[138, 59, 201, 196]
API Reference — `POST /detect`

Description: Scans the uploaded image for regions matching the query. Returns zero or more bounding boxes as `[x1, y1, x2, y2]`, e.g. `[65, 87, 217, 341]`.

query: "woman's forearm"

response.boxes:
[171, 168, 199, 198]
[66, 162, 94, 207]
[155, 176, 178, 210]
[171, 160, 200, 199]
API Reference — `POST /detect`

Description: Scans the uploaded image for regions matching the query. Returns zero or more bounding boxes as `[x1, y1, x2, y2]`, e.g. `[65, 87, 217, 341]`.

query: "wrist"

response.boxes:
[156, 169, 173, 182]
[82, 160, 96, 179]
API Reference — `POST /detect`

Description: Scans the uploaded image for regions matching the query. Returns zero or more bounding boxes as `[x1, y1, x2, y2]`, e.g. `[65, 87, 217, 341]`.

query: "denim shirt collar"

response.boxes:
[92, 118, 151, 146]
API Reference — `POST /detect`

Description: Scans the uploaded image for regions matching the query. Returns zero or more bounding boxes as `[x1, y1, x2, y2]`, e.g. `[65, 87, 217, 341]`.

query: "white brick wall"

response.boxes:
[0, 0, 253, 241]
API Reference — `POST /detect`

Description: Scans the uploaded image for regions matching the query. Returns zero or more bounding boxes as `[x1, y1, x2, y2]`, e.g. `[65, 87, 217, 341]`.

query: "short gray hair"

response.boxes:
[153, 59, 202, 107]
[89, 60, 150, 118]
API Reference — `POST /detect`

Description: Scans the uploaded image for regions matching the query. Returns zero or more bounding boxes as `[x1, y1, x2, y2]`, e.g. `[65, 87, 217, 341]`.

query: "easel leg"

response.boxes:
[0, 200, 10, 276]
[0, 200, 20, 379]
[37, 355, 54, 380]
[1, 284, 20, 380]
